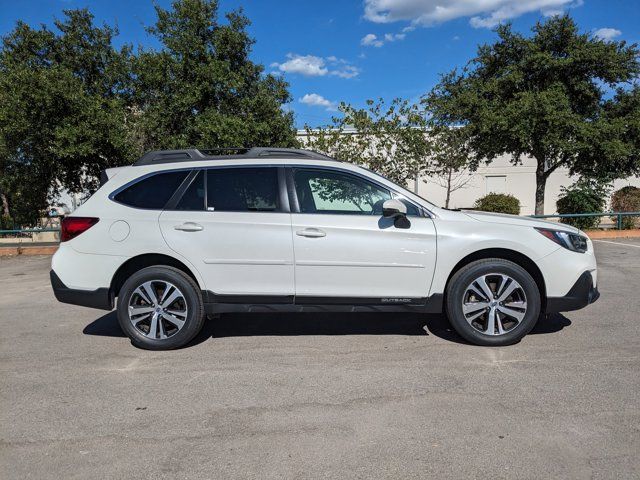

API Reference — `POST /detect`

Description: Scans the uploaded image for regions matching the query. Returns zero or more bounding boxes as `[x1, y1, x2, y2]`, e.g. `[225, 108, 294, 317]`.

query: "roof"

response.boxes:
[133, 147, 338, 166]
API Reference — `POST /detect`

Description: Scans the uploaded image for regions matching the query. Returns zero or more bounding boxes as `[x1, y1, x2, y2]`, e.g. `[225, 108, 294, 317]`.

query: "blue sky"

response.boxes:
[1, 0, 638, 128]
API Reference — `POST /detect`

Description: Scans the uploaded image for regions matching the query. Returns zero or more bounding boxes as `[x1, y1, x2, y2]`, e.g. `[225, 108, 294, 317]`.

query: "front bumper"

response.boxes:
[50, 270, 113, 311]
[546, 270, 599, 313]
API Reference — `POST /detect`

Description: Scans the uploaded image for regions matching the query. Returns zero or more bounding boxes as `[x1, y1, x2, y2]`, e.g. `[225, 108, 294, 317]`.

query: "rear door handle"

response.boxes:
[174, 222, 203, 232]
[296, 228, 326, 238]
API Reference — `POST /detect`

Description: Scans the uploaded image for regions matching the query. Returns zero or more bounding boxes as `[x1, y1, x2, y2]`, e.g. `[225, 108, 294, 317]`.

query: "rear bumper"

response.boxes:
[50, 270, 113, 311]
[546, 271, 599, 313]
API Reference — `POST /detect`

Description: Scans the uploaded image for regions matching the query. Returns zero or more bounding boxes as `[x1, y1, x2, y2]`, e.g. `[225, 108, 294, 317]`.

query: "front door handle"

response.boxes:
[174, 222, 203, 232]
[296, 228, 326, 238]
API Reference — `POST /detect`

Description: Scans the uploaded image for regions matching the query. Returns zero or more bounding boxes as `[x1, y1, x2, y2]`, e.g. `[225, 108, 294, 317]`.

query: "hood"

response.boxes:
[461, 210, 581, 234]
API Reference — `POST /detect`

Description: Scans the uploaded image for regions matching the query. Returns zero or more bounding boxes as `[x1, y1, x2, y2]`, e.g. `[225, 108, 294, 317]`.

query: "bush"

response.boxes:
[610, 186, 640, 229]
[0, 215, 14, 230]
[556, 179, 609, 230]
[473, 193, 520, 215]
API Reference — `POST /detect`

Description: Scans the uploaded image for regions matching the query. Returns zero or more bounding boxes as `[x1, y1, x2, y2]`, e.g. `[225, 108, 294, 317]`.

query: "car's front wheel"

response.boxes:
[117, 266, 205, 350]
[445, 259, 541, 346]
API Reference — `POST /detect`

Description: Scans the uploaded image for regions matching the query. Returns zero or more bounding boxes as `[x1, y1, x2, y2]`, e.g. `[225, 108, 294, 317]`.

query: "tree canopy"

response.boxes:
[0, 0, 297, 225]
[424, 15, 640, 214]
[0, 9, 134, 224]
[133, 0, 297, 151]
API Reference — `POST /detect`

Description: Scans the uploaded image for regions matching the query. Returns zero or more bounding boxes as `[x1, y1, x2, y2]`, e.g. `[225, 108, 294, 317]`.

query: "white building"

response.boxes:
[297, 129, 640, 216]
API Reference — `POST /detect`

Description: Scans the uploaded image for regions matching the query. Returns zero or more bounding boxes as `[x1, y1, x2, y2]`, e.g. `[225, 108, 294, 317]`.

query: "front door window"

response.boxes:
[293, 169, 391, 215]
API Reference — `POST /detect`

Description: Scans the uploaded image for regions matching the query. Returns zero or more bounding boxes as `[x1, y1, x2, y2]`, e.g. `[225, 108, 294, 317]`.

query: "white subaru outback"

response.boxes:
[50, 148, 599, 349]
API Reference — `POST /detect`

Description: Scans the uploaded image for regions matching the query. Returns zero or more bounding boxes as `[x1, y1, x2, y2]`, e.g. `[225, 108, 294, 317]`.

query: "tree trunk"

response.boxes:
[0, 192, 9, 218]
[445, 167, 452, 209]
[534, 161, 547, 216]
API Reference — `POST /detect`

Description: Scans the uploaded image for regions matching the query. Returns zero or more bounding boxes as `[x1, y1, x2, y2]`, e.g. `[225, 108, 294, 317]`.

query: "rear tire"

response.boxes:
[445, 259, 540, 346]
[117, 266, 205, 350]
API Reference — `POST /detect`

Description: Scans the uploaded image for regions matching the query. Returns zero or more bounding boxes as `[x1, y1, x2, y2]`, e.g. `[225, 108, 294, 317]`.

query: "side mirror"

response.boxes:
[382, 199, 407, 218]
[382, 199, 411, 229]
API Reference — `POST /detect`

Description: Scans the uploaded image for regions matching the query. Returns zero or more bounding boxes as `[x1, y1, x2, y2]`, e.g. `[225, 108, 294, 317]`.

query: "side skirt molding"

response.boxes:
[202, 291, 443, 314]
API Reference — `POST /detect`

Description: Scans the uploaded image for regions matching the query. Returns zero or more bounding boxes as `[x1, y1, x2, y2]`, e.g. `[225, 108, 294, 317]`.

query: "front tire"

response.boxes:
[117, 266, 205, 350]
[445, 259, 541, 346]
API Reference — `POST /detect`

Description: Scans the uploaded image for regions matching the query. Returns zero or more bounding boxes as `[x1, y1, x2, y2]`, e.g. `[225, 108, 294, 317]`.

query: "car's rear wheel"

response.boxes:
[445, 259, 541, 346]
[117, 266, 205, 350]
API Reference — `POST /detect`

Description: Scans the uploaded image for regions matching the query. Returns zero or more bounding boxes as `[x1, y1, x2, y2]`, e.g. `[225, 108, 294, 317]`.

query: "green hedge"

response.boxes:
[556, 179, 608, 230]
[473, 193, 520, 215]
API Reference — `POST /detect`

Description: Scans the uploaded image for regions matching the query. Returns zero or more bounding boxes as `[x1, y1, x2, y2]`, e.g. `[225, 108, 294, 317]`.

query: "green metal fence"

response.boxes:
[0, 228, 61, 235]
[531, 212, 640, 229]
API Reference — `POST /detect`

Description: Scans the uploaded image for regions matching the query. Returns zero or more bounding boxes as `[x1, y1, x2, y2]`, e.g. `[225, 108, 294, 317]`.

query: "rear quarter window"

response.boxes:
[113, 171, 189, 209]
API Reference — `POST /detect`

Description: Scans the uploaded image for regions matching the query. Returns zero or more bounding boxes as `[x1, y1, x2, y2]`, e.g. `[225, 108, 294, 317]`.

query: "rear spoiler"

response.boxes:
[99, 167, 128, 186]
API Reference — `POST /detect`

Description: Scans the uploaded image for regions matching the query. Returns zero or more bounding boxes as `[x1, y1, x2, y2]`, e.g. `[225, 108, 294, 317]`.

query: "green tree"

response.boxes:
[0, 9, 134, 225]
[0, 1, 298, 223]
[303, 98, 431, 186]
[424, 16, 640, 215]
[133, 0, 297, 151]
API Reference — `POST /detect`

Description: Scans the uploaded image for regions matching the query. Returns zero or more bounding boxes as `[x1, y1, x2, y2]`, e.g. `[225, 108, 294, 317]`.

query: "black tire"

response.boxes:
[117, 266, 205, 350]
[445, 259, 541, 346]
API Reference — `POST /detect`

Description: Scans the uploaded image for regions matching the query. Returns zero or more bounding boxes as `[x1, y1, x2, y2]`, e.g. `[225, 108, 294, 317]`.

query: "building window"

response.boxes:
[485, 175, 506, 194]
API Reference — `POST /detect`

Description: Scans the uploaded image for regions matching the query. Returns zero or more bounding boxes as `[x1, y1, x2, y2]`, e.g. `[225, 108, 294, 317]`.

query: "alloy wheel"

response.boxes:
[461, 273, 528, 336]
[127, 280, 188, 340]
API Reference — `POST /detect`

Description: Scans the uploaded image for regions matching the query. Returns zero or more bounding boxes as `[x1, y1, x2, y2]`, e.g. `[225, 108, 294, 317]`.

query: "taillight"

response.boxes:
[60, 217, 99, 242]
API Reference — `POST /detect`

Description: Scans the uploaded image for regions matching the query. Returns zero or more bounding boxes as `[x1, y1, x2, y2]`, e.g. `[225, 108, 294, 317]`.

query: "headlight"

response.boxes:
[535, 228, 588, 253]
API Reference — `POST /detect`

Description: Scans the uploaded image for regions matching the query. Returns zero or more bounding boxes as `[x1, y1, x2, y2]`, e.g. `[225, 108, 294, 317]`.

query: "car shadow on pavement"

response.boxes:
[186, 313, 462, 347]
[82, 310, 572, 348]
[83, 311, 125, 337]
[530, 312, 572, 334]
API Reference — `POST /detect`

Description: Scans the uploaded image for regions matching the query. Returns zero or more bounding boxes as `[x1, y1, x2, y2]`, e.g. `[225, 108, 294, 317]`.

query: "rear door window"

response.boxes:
[207, 168, 280, 212]
[113, 171, 189, 209]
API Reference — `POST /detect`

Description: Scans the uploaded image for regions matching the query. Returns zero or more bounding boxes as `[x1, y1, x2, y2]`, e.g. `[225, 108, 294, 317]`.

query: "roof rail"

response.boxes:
[133, 147, 338, 166]
[134, 149, 206, 166]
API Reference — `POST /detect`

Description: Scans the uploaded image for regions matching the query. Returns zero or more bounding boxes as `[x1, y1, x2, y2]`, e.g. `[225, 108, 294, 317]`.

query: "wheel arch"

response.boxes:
[444, 248, 546, 304]
[110, 253, 202, 298]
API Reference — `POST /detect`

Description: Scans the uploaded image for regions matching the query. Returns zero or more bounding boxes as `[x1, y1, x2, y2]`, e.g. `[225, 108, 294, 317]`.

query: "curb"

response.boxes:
[0, 245, 58, 256]
[585, 229, 640, 239]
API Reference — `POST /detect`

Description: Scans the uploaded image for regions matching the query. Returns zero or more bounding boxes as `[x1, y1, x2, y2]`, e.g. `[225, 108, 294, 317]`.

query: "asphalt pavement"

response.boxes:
[1, 239, 639, 479]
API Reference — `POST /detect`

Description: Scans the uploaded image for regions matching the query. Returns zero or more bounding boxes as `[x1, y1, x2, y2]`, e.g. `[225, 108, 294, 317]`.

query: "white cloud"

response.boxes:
[384, 33, 406, 42]
[361, 32, 406, 48]
[363, 0, 582, 29]
[300, 93, 337, 111]
[271, 54, 360, 78]
[271, 54, 328, 76]
[361, 33, 384, 47]
[331, 65, 360, 79]
[594, 27, 622, 41]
